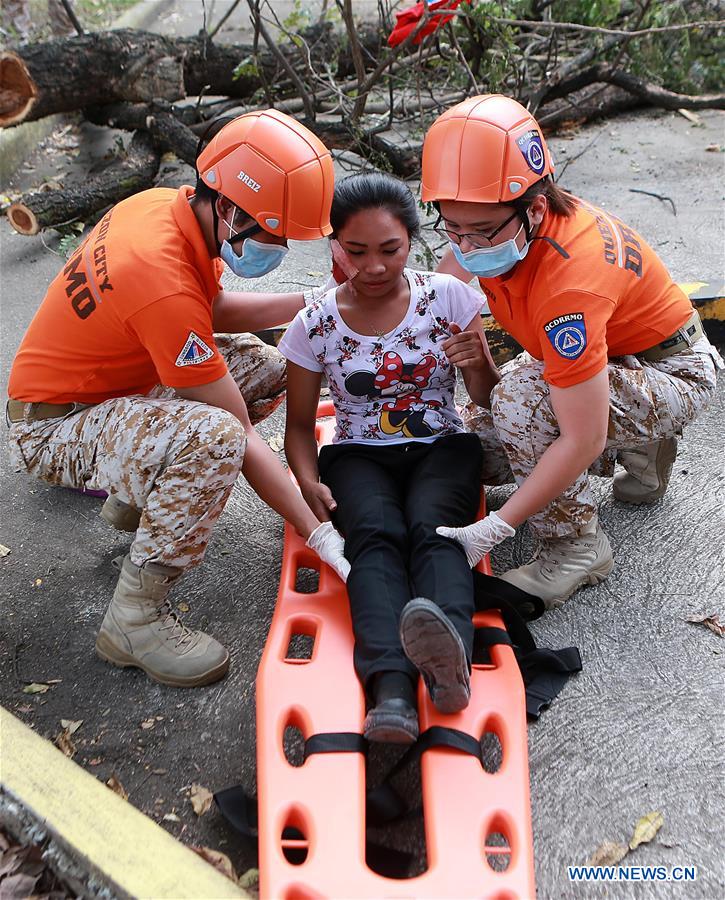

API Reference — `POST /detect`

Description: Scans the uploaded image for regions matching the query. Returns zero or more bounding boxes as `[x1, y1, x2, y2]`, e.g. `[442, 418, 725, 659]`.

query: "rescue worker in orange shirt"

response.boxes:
[424, 95, 723, 607]
[6, 111, 349, 687]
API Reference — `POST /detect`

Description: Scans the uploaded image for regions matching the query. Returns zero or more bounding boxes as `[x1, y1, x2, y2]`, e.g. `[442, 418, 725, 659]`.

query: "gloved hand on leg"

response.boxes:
[306, 521, 350, 582]
[437, 510, 516, 568]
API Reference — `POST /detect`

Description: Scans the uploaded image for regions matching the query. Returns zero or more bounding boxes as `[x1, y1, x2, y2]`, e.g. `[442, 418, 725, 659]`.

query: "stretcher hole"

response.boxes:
[283, 725, 306, 768]
[281, 825, 309, 865]
[285, 633, 315, 662]
[480, 729, 503, 774]
[295, 566, 320, 594]
[484, 830, 511, 872]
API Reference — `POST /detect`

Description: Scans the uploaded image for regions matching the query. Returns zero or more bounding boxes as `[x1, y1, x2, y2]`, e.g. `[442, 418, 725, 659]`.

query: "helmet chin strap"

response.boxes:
[211, 194, 221, 255]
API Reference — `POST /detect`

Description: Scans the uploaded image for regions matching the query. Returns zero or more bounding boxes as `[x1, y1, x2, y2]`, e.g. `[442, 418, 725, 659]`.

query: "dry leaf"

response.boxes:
[55, 730, 76, 758]
[140, 718, 156, 730]
[686, 613, 724, 637]
[705, 144, 722, 152]
[177, 601, 190, 613]
[267, 433, 285, 452]
[106, 774, 128, 800]
[0, 872, 41, 898]
[0, 543, 11, 557]
[191, 846, 238, 883]
[34, 579, 42, 587]
[629, 811, 664, 850]
[589, 841, 630, 865]
[190, 783, 214, 817]
[162, 812, 180, 822]
[306, 270, 324, 277]
[60, 718, 83, 734]
[22, 683, 50, 694]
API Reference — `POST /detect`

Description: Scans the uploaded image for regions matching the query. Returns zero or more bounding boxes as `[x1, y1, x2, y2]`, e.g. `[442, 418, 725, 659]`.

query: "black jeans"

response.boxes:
[318, 433, 483, 691]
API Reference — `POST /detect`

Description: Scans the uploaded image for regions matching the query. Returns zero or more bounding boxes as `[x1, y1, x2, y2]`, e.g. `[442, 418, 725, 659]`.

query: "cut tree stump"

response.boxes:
[7, 131, 160, 235]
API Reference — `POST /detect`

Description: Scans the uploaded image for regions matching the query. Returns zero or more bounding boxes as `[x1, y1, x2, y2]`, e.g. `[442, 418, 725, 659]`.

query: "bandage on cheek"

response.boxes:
[330, 238, 360, 282]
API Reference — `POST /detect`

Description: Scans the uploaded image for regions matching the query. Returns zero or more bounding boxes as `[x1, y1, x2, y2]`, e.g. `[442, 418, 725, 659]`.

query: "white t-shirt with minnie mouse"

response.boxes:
[279, 269, 484, 445]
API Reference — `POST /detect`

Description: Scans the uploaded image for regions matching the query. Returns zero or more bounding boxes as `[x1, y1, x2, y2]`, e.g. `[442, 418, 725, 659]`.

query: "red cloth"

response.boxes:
[387, 0, 470, 48]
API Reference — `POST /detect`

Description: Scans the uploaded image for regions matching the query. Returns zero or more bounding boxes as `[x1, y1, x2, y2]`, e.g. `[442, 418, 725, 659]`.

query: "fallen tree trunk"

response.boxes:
[537, 86, 644, 130]
[0, 30, 267, 127]
[86, 101, 199, 166]
[538, 62, 725, 112]
[7, 131, 159, 235]
[0, 24, 386, 129]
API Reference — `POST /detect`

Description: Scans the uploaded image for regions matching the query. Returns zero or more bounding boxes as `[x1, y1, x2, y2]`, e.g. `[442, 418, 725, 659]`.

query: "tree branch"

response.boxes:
[491, 17, 723, 38]
[244, 0, 316, 121]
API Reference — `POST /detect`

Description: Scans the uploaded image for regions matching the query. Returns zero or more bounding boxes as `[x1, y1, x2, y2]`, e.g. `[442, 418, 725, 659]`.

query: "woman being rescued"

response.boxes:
[279, 172, 501, 744]
[421, 95, 723, 607]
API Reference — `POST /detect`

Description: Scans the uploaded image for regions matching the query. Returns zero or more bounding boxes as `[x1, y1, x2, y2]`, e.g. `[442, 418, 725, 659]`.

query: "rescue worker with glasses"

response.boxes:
[6, 110, 349, 688]
[427, 95, 723, 608]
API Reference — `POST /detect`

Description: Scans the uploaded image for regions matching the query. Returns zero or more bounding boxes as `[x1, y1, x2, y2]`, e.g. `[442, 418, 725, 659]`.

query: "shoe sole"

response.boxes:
[399, 598, 470, 714]
[545, 556, 616, 610]
[363, 710, 418, 745]
[612, 486, 668, 505]
[95, 632, 229, 688]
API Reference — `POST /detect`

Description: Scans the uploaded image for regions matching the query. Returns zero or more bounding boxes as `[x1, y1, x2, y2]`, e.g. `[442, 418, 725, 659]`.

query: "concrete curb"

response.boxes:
[0, 0, 175, 189]
[0, 706, 248, 898]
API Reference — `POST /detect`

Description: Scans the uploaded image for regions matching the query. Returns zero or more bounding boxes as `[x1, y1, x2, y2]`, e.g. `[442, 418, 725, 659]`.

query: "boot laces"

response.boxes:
[534, 533, 595, 578]
[158, 602, 195, 649]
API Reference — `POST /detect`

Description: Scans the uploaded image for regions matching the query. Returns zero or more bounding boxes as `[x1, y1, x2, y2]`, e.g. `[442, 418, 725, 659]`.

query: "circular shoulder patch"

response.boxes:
[543, 313, 587, 360]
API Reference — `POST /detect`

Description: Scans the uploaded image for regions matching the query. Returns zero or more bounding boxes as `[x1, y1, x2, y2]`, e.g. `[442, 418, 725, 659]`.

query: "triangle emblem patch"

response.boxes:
[175, 331, 214, 367]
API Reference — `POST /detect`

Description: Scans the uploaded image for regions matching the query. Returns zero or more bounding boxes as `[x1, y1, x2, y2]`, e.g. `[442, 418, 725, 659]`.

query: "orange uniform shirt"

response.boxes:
[9, 186, 229, 403]
[479, 198, 693, 387]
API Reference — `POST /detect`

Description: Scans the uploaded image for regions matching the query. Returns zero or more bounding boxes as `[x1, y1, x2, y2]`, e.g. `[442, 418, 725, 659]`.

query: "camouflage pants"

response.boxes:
[7, 334, 286, 570]
[463, 338, 723, 539]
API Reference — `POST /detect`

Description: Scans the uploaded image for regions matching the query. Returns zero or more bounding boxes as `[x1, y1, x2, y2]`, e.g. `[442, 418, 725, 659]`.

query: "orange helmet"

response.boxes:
[421, 94, 554, 204]
[196, 109, 334, 240]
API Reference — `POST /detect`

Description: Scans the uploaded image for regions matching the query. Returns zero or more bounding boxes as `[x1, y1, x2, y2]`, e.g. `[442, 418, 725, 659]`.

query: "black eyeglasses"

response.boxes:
[432, 210, 520, 248]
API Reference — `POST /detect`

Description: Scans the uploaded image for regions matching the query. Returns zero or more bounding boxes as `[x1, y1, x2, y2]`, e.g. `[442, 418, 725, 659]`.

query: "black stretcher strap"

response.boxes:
[304, 731, 367, 759]
[518, 646, 583, 717]
[366, 726, 484, 829]
[214, 785, 259, 840]
[469, 572, 582, 717]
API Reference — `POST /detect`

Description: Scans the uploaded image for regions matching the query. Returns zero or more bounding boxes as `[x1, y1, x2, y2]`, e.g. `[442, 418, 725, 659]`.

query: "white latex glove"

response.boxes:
[437, 511, 516, 568]
[306, 521, 351, 583]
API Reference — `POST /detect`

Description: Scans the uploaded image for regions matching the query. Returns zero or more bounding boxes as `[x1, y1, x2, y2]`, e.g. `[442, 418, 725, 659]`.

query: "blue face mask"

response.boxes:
[220, 210, 289, 278]
[450, 224, 529, 278]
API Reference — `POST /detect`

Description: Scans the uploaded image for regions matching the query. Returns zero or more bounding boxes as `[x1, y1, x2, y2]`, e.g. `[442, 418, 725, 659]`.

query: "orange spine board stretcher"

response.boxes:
[256, 401, 536, 899]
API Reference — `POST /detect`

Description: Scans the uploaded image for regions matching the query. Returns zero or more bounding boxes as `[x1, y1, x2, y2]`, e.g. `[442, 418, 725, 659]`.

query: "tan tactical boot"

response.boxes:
[100, 495, 142, 532]
[95, 554, 229, 687]
[613, 437, 678, 504]
[499, 519, 614, 610]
